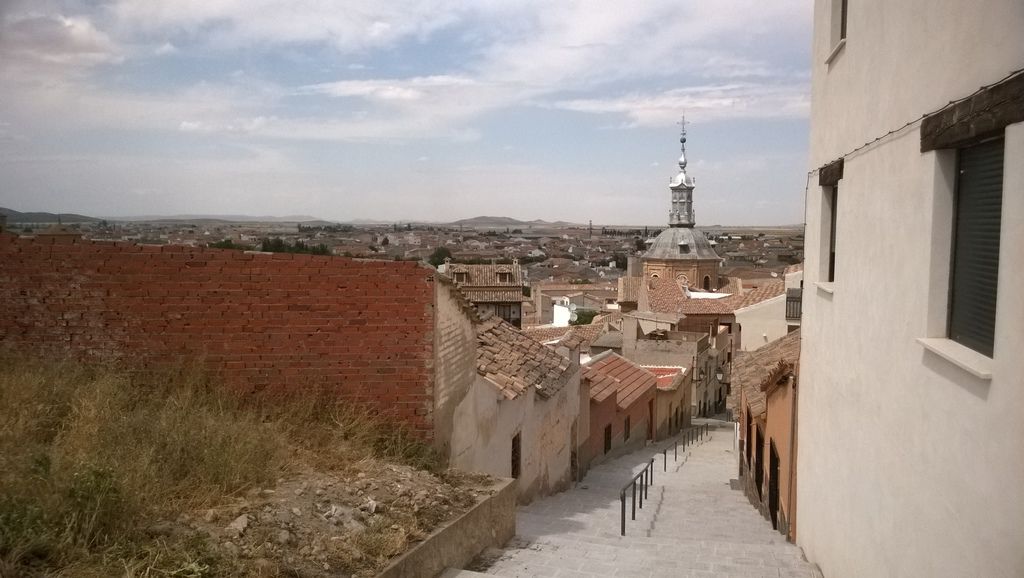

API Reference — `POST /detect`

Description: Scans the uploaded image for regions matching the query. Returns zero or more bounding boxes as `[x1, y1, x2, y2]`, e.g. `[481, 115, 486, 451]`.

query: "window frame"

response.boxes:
[947, 137, 1004, 358]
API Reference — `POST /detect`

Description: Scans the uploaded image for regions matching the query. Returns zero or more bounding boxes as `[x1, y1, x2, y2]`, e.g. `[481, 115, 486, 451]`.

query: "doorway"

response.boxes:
[603, 424, 612, 454]
[769, 440, 780, 530]
[647, 400, 654, 440]
[754, 427, 764, 500]
[511, 433, 521, 479]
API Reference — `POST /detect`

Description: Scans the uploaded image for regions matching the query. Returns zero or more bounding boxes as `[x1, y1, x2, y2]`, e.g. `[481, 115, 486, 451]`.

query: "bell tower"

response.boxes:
[669, 116, 696, 228]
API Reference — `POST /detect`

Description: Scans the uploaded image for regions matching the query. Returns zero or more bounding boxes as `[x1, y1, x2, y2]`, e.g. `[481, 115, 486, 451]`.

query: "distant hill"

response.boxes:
[110, 214, 326, 223]
[449, 215, 581, 228]
[1, 207, 100, 224]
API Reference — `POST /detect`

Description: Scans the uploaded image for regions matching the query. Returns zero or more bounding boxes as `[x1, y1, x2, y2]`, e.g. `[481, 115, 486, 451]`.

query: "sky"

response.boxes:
[0, 1, 812, 226]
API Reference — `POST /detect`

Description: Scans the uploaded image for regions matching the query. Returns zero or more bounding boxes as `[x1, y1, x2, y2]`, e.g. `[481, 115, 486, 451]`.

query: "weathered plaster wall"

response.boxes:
[734, 295, 787, 352]
[449, 369, 581, 504]
[654, 382, 687, 440]
[801, 10, 1024, 571]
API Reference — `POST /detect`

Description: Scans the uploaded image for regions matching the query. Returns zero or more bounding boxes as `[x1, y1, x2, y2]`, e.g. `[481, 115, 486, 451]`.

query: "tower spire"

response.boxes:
[678, 115, 688, 170]
[668, 115, 695, 228]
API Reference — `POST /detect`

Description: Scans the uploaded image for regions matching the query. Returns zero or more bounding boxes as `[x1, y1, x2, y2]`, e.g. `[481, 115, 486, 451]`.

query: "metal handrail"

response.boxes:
[618, 423, 711, 535]
[619, 458, 654, 536]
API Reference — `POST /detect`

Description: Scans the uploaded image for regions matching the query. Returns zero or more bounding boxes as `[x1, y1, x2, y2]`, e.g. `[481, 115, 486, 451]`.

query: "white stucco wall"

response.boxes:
[809, 0, 1024, 168]
[799, 3, 1024, 574]
[734, 295, 787, 352]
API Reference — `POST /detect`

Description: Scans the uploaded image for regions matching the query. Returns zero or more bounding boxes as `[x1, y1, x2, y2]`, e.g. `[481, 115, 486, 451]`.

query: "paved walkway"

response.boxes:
[448, 423, 821, 578]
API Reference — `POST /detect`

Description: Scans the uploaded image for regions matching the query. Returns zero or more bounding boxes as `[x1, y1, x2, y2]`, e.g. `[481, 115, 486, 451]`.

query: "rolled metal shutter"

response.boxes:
[949, 138, 1004, 357]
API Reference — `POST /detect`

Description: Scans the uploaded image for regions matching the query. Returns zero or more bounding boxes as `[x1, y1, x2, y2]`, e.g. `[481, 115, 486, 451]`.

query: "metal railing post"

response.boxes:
[663, 449, 667, 472]
[621, 491, 626, 535]
[632, 482, 637, 519]
[638, 475, 643, 509]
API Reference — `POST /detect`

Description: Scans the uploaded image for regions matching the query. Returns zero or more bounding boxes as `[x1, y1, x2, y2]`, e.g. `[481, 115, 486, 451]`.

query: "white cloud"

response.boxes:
[154, 41, 178, 55]
[1, 13, 122, 69]
[553, 83, 811, 126]
[298, 75, 478, 102]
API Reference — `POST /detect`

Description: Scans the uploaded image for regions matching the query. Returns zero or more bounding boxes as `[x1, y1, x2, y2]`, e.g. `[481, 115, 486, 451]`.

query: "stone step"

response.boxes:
[438, 569, 494, 578]
[462, 429, 822, 578]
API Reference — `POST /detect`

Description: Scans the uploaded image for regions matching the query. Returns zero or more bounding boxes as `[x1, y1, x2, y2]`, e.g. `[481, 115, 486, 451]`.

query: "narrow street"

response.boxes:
[447, 423, 822, 578]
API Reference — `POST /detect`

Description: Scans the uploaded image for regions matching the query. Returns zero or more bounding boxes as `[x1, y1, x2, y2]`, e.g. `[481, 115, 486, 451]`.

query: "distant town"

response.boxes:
[0, 209, 803, 287]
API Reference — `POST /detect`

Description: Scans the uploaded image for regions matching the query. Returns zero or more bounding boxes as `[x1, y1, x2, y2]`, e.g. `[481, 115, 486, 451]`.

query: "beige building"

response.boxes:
[441, 260, 526, 328]
[798, 1, 1024, 577]
[434, 281, 583, 504]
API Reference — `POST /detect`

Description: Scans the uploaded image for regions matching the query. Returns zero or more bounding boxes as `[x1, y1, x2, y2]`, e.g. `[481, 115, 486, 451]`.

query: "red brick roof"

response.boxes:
[583, 352, 657, 410]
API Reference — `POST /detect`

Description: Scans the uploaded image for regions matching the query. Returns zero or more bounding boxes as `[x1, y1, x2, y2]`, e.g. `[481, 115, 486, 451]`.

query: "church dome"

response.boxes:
[644, 227, 720, 261]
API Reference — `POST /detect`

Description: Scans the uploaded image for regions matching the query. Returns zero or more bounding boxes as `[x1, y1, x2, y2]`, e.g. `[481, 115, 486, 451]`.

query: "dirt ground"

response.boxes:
[158, 462, 497, 577]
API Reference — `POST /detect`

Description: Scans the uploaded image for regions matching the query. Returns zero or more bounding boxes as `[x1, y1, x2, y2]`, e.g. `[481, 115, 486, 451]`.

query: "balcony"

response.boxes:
[786, 288, 802, 321]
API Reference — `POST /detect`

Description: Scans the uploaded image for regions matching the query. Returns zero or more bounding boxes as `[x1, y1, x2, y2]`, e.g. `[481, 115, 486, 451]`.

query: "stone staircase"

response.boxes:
[444, 423, 823, 578]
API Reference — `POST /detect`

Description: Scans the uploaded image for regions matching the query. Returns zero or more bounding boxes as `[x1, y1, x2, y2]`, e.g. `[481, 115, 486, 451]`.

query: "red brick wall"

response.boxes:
[0, 234, 437, 437]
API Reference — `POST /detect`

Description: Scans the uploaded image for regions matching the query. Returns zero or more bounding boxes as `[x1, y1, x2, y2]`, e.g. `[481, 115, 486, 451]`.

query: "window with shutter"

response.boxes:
[948, 138, 1004, 357]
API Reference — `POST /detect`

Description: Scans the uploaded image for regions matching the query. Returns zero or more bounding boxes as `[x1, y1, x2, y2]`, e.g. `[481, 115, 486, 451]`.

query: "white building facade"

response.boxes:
[798, 2, 1024, 578]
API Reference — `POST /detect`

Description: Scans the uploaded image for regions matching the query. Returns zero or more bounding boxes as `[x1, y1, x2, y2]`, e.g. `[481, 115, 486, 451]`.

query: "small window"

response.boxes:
[603, 424, 612, 454]
[949, 138, 1003, 357]
[830, 0, 848, 46]
[497, 272, 512, 283]
[624, 416, 631, 441]
[511, 433, 521, 479]
[454, 272, 468, 283]
[703, 275, 711, 291]
[823, 185, 839, 282]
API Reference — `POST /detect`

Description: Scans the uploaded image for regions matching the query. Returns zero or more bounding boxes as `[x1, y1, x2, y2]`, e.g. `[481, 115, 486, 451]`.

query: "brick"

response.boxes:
[0, 235, 438, 437]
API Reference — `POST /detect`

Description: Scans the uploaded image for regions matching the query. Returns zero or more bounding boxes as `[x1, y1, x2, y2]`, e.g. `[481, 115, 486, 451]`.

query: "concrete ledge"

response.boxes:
[916, 337, 993, 380]
[379, 477, 516, 578]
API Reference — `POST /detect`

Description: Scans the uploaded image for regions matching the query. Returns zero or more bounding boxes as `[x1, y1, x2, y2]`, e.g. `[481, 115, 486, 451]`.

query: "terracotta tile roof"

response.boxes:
[523, 325, 571, 343]
[730, 329, 801, 418]
[558, 323, 605, 349]
[533, 282, 617, 293]
[522, 322, 607, 351]
[638, 277, 784, 316]
[458, 287, 525, 303]
[618, 277, 642, 303]
[646, 366, 687, 391]
[582, 352, 657, 410]
[730, 279, 785, 310]
[475, 312, 573, 400]
[446, 262, 525, 286]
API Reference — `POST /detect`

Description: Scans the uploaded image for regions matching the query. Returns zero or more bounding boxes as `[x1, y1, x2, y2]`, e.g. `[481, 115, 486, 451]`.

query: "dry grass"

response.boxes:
[0, 352, 441, 577]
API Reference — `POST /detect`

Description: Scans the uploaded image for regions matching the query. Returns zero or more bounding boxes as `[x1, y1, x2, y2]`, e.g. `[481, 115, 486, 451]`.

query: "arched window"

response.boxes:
[650, 273, 660, 279]
[703, 275, 711, 291]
